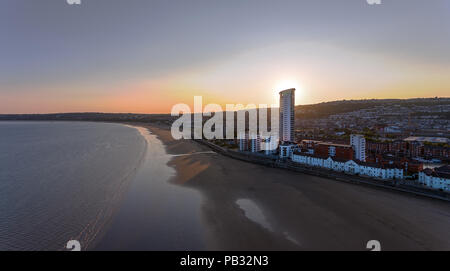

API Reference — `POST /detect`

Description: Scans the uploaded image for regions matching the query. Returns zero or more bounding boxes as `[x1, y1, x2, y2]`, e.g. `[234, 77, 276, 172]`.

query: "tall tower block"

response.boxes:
[279, 88, 295, 143]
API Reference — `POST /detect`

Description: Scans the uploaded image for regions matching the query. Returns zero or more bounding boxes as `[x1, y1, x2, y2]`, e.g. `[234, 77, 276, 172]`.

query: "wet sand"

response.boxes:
[140, 123, 450, 251]
[94, 126, 205, 251]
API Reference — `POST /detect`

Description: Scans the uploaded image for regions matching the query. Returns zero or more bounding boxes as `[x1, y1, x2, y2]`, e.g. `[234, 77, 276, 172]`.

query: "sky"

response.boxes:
[0, 0, 449, 114]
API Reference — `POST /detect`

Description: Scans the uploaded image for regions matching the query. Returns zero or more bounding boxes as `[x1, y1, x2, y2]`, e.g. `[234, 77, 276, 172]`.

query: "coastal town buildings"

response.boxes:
[423, 145, 449, 160]
[300, 140, 323, 152]
[404, 136, 449, 145]
[418, 165, 450, 191]
[314, 142, 354, 160]
[403, 136, 450, 160]
[279, 88, 295, 142]
[233, 92, 448, 186]
[279, 142, 298, 158]
[291, 152, 404, 180]
[367, 154, 423, 174]
[297, 100, 449, 139]
[350, 134, 366, 161]
[238, 133, 267, 153]
[365, 137, 449, 161]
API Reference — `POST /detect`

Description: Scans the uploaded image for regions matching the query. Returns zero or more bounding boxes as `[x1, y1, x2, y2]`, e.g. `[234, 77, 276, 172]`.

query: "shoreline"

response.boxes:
[195, 139, 450, 202]
[3, 120, 447, 250]
[94, 123, 205, 250]
[127, 122, 450, 250]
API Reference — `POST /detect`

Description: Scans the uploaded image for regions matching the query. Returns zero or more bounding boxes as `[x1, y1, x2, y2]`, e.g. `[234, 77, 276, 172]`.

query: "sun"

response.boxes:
[272, 79, 303, 105]
[274, 80, 300, 92]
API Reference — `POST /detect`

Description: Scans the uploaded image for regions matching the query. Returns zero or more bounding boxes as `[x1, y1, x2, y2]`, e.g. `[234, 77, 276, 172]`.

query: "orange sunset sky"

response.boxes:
[1, 1, 449, 114]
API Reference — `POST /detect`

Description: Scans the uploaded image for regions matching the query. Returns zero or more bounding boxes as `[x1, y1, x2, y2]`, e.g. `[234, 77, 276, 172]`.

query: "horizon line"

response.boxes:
[1, 96, 449, 115]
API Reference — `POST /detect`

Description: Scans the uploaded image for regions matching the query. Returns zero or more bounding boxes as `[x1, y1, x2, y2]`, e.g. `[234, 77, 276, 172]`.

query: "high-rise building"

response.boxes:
[279, 88, 295, 143]
[351, 134, 366, 162]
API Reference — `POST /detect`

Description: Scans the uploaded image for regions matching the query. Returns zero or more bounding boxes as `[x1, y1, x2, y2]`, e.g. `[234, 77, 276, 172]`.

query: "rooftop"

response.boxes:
[301, 140, 323, 144]
[279, 88, 295, 95]
[422, 165, 450, 179]
[404, 136, 448, 144]
[280, 142, 298, 146]
[317, 142, 352, 148]
[293, 152, 404, 169]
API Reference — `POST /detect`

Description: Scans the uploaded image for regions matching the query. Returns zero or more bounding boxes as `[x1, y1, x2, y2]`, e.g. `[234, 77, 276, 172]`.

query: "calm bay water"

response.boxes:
[0, 121, 204, 251]
[94, 126, 205, 250]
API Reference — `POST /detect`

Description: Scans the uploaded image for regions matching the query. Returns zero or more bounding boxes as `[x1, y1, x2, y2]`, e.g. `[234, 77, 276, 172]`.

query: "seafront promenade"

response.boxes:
[195, 139, 450, 202]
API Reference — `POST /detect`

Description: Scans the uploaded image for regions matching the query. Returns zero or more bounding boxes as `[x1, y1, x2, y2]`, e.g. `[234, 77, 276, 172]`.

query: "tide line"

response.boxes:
[171, 151, 217, 157]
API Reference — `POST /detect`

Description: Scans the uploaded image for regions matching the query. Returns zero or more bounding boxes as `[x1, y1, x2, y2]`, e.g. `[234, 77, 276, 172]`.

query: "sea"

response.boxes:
[0, 121, 204, 251]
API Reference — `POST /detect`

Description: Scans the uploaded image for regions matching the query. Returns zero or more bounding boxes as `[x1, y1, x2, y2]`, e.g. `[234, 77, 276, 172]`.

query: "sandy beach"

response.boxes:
[136, 123, 450, 251]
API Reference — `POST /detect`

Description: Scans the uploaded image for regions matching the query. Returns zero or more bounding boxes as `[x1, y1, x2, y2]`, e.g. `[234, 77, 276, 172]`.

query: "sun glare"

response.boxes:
[275, 80, 299, 92]
[272, 80, 303, 105]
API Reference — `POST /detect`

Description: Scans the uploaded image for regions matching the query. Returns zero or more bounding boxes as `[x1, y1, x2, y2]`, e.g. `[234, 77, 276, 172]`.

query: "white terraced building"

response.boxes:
[279, 143, 298, 158]
[418, 166, 450, 191]
[291, 152, 404, 180]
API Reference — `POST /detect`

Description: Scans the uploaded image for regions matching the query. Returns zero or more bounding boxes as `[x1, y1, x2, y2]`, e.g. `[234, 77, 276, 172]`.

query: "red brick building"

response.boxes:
[300, 140, 323, 150]
[367, 154, 423, 174]
[314, 143, 354, 160]
[423, 145, 450, 159]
